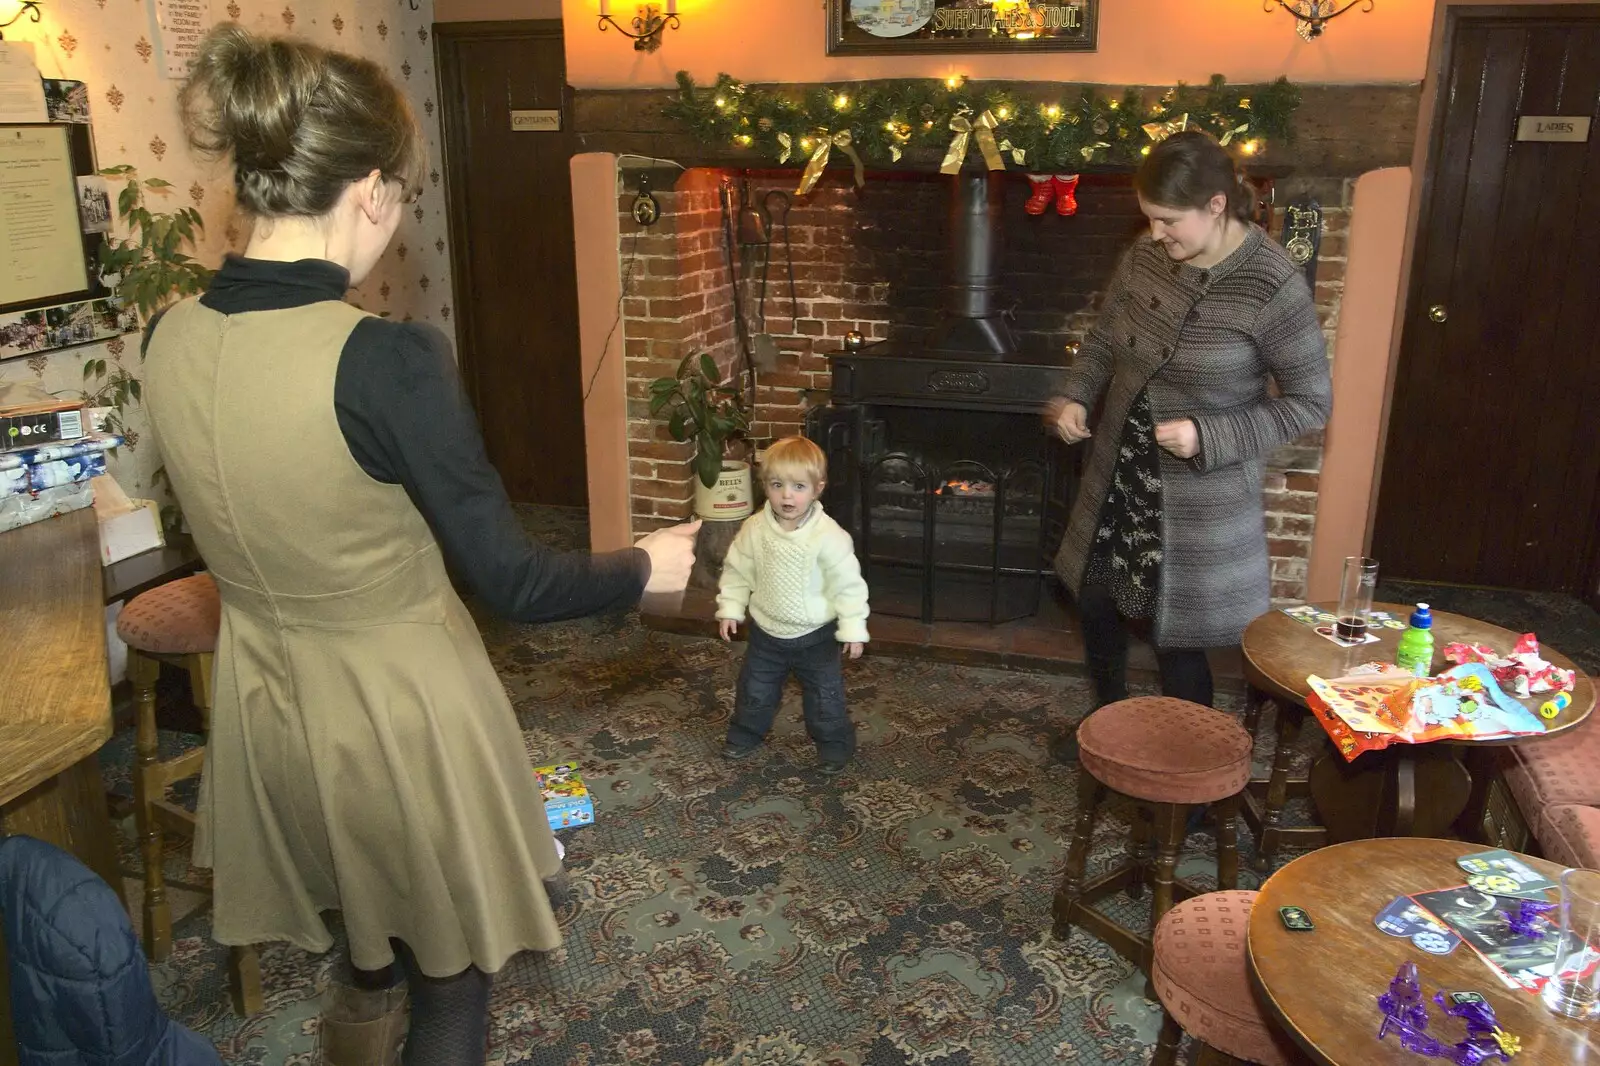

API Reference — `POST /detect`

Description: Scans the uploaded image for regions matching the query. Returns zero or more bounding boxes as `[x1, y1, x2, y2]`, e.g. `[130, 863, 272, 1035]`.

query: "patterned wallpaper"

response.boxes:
[1, 0, 453, 499]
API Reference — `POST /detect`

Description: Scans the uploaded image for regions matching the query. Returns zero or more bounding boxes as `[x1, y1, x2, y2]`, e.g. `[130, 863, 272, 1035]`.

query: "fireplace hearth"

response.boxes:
[805, 169, 1082, 624]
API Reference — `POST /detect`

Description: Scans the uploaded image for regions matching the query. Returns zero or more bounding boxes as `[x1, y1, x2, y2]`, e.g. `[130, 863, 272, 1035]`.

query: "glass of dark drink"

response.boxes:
[1336, 556, 1378, 642]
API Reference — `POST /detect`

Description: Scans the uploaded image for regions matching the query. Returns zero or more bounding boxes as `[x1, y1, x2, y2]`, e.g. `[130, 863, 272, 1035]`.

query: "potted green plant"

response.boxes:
[648, 351, 753, 520]
[83, 165, 212, 533]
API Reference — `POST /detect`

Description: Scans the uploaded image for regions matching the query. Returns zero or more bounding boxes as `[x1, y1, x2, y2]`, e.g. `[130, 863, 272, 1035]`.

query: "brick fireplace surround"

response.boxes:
[585, 81, 1418, 607]
[622, 169, 1339, 604]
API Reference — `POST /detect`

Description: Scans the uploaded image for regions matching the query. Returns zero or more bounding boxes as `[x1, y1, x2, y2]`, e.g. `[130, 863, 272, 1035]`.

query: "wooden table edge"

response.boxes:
[0, 715, 114, 808]
[1247, 935, 1335, 1066]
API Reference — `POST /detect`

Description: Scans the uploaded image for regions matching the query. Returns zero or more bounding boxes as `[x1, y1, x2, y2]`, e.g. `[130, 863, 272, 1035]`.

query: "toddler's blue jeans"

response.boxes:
[726, 620, 855, 761]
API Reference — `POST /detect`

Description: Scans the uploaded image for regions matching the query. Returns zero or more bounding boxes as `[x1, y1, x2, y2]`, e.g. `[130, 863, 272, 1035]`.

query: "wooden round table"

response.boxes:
[1239, 602, 1594, 868]
[1250, 838, 1599, 1065]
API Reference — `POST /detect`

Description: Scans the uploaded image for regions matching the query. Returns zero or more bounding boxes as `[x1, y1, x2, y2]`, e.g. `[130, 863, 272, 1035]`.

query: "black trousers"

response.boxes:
[727, 621, 855, 759]
[1077, 582, 1214, 708]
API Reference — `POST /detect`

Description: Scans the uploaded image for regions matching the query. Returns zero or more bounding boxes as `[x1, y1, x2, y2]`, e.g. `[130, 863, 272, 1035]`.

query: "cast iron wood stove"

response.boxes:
[805, 172, 1080, 624]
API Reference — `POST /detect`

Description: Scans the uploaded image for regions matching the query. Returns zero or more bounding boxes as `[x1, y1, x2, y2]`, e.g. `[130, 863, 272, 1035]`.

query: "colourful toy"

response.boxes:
[1539, 691, 1572, 720]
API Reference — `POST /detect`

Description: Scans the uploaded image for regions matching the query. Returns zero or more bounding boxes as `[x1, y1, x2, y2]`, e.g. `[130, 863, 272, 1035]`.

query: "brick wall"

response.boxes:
[621, 167, 743, 532]
[619, 165, 1353, 602]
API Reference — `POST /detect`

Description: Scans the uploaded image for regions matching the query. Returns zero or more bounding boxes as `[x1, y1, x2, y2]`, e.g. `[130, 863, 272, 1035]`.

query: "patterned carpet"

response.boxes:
[100, 506, 1323, 1065]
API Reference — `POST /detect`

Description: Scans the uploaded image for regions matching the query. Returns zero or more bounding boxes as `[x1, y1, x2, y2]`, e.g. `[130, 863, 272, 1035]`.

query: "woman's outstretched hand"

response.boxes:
[1155, 419, 1200, 459]
[1047, 398, 1091, 444]
[638, 519, 701, 594]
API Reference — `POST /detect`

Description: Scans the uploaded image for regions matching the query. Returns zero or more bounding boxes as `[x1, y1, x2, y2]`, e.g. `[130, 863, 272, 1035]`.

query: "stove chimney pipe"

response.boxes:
[926, 171, 1016, 359]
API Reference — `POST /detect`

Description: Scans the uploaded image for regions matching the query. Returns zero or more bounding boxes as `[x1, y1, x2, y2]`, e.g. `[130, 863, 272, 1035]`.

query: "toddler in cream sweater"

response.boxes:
[717, 436, 869, 773]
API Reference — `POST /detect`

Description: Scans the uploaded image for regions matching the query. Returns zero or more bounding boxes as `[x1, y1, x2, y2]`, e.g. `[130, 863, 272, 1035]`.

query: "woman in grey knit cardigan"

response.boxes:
[1047, 131, 1332, 762]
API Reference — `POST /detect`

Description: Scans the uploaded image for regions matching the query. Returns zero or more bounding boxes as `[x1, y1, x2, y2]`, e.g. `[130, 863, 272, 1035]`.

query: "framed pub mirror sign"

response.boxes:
[826, 0, 1098, 56]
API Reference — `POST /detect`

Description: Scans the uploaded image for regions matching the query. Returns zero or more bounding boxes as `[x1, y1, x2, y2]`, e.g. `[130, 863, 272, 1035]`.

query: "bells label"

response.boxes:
[1515, 116, 1589, 142]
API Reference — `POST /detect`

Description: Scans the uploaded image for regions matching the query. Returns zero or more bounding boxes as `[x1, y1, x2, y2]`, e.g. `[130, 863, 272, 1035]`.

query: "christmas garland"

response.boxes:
[663, 72, 1299, 193]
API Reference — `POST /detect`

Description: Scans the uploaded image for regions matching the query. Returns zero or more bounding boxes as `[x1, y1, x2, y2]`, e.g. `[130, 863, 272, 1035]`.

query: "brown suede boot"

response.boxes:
[319, 983, 409, 1066]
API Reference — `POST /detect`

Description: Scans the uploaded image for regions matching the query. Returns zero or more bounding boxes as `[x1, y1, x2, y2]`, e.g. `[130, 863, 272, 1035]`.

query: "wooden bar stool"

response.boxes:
[1052, 697, 1252, 975]
[116, 572, 262, 1016]
[1150, 890, 1306, 1065]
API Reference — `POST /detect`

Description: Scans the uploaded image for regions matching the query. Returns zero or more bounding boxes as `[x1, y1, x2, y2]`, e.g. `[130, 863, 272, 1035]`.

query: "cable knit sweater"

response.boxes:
[716, 502, 870, 643]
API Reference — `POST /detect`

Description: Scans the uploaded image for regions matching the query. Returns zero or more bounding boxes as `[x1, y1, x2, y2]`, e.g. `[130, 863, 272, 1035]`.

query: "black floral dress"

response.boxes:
[1082, 389, 1163, 618]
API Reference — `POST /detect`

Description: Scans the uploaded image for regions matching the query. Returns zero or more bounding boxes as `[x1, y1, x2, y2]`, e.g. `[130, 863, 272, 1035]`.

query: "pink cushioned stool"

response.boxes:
[115, 572, 261, 1017]
[1052, 697, 1253, 980]
[1151, 890, 1303, 1065]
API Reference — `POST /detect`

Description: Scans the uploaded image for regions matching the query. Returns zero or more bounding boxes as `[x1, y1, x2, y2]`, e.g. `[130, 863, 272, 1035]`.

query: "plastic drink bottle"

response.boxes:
[1395, 603, 1435, 678]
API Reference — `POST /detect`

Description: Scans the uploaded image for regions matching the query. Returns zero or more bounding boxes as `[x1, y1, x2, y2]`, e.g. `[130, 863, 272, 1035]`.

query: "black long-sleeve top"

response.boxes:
[150, 255, 648, 623]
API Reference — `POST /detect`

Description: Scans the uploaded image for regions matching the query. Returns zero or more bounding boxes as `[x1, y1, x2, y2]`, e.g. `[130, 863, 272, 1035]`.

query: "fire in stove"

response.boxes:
[939, 478, 994, 496]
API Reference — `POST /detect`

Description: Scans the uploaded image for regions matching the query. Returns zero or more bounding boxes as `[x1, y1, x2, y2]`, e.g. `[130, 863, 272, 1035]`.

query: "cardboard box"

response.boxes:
[534, 762, 595, 832]
[1, 407, 85, 450]
[91, 475, 164, 565]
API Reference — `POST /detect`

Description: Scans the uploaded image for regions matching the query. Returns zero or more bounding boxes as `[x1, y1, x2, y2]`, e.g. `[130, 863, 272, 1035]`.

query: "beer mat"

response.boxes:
[1279, 605, 1400, 647]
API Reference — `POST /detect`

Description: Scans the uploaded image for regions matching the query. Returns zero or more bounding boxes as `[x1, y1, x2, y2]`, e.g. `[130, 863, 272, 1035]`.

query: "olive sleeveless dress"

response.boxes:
[145, 295, 564, 976]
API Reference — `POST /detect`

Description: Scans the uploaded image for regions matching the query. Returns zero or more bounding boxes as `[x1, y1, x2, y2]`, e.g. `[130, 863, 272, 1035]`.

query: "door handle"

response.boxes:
[1428, 304, 1448, 323]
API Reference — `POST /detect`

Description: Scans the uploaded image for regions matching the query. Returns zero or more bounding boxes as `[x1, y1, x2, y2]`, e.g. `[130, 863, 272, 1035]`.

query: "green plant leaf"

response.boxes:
[694, 443, 722, 489]
[668, 409, 687, 442]
[698, 352, 719, 384]
[143, 177, 172, 188]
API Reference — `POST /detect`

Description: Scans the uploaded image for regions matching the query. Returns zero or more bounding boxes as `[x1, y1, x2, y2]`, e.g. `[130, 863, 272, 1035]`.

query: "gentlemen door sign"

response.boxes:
[510, 110, 561, 132]
[1515, 116, 1590, 142]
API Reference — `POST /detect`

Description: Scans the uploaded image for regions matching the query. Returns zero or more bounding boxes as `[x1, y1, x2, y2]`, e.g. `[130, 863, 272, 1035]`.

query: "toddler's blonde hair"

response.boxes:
[761, 436, 827, 487]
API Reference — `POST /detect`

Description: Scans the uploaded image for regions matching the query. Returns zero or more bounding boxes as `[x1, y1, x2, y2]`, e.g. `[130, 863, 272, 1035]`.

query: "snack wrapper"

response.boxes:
[1442, 633, 1575, 698]
[1307, 661, 1548, 762]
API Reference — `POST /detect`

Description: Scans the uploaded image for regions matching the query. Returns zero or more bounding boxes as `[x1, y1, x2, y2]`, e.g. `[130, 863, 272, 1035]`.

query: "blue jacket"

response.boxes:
[0, 835, 222, 1066]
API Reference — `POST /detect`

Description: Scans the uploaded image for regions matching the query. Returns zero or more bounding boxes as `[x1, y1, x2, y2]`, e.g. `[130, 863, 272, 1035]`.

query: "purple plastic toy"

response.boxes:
[1497, 899, 1556, 940]
[1376, 961, 1520, 1064]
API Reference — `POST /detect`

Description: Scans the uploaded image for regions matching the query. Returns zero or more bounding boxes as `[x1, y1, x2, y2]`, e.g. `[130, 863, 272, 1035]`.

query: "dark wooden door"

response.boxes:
[436, 21, 586, 506]
[1373, 7, 1600, 593]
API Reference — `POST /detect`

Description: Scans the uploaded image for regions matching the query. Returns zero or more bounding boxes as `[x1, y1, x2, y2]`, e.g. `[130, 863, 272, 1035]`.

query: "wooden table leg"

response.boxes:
[1309, 746, 1473, 842]
[1254, 697, 1302, 874]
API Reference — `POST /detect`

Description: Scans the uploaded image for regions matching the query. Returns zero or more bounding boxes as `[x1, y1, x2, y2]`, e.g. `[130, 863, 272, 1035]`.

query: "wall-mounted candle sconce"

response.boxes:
[1266, 0, 1373, 41]
[598, 1, 680, 53]
[0, 0, 43, 38]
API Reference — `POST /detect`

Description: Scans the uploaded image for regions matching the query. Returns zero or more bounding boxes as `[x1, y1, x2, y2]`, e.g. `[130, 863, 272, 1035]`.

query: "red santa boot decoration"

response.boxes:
[1025, 173, 1055, 216]
[1053, 173, 1081, 216]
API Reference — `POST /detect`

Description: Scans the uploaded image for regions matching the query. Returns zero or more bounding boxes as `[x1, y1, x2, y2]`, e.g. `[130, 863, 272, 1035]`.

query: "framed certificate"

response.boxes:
[826, 0, 1098, 56]
[0, 120, 107, 317]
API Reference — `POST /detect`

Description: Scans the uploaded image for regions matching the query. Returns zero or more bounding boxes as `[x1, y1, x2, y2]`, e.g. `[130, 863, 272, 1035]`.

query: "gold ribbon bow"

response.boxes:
[1142, 113, 1188, 143]
[940, 109, 1005, 175]
[1080, 141, 1111, 163]
[777, 132, 793, 165]
[795, 130, 865, 196]
[1219, 122, 1250, 146]
[998, 138, 1026, 166]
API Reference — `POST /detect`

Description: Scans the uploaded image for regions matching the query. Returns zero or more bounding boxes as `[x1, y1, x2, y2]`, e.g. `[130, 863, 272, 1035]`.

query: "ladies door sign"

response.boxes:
[1515, 116, 1590, 142]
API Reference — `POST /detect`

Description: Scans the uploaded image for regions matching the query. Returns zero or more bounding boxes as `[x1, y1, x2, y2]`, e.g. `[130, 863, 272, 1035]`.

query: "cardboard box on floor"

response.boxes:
[91, 474, 163, 565]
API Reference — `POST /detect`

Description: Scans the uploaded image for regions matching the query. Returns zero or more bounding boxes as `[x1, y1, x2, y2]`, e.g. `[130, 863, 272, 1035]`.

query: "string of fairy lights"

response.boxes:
[662, 71, 1300, 193]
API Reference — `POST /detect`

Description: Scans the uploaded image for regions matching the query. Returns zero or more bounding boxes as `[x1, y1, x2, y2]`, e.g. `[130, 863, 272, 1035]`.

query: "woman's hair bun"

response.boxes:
[182, 23, 319, 172]
[179, 22, 424, 218]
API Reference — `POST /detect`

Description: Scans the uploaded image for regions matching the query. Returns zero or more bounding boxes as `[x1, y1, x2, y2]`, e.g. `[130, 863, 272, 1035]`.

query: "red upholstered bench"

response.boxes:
[1502, 713, 1600, 869]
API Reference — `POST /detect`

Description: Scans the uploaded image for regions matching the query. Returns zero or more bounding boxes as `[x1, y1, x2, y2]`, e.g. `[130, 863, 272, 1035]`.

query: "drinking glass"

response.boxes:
[1542, 868, 1600, 1019]
[1335, 556, 1379, 642]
